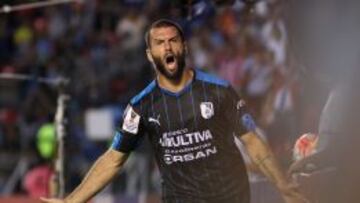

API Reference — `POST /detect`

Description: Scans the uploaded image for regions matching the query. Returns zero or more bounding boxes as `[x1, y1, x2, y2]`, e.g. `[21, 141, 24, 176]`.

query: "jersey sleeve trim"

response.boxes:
[130, 80, 156, 105]
[241, 113, 257, 132]
[195, 69, 230, 87]
[111, 131, 124, 151]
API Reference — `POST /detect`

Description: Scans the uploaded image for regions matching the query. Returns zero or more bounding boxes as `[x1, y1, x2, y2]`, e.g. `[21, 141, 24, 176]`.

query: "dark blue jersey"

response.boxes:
[111, 69, 256, 203]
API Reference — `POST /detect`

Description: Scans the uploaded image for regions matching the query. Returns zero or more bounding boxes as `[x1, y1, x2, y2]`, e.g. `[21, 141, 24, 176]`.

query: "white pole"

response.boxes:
[54, 93, 70, 197]
[0, 0, 83, 14]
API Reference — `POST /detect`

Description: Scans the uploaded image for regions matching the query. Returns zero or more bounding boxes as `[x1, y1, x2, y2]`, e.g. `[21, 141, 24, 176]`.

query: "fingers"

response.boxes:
[284, 190, 311, 203]
[280, 182, 311, 203]
[278, 181, 299, 195]
[40, 197, 63, 203]
[40, 197, 53, 203]
[293, 192, 310, 203]
[288, 161, 301, 177]
[40, 197, 49, 202]
[288, 181, 300, 189]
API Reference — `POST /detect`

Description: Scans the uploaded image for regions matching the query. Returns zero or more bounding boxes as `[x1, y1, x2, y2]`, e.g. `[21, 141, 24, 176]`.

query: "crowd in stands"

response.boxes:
[0, 0, 328, 199]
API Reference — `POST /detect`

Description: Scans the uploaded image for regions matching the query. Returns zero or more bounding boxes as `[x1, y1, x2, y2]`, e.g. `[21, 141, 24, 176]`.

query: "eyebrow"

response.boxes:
[152, 35, 180, 42]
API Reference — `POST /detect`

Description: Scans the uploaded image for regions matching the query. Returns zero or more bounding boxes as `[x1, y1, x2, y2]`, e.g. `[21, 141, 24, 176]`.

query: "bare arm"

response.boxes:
[239, 132, 309, 203]
[41, 149, 129, 203]
[240, 132, 287, 186]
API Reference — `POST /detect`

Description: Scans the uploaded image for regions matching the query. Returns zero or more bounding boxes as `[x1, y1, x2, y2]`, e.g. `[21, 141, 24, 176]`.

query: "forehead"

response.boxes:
[149, 26, 180, 41]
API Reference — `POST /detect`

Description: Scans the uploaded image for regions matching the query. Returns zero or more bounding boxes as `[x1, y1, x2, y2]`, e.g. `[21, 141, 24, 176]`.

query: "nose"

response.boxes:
[164, 41, 171, 51]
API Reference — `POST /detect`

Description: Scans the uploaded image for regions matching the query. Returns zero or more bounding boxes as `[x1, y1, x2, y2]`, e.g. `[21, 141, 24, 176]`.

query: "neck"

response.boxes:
[157, 68, 194, 93]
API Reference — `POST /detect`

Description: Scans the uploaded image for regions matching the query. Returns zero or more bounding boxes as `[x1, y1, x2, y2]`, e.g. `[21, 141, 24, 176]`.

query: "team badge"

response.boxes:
[122, 106, 140, 134]
[200, 102, 214, 119]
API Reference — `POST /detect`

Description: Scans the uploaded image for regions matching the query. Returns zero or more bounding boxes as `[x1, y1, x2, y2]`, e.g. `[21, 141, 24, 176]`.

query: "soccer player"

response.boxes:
[41, 19, 307, 203]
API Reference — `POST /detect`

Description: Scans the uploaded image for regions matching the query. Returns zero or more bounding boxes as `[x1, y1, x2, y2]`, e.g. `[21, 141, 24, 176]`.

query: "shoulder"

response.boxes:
[195, 69, 230, 87]
[195, 68, 239, 97]
[130, 80, 157, 106]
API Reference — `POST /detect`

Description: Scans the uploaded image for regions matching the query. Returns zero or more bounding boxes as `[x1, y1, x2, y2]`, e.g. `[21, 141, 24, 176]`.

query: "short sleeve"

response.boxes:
[110, 104, 145, 153]
[223, 87, 257, 136]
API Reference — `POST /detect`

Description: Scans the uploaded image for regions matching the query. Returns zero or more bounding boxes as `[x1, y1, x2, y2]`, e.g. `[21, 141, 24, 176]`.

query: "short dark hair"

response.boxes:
[145, 19, 185, 48]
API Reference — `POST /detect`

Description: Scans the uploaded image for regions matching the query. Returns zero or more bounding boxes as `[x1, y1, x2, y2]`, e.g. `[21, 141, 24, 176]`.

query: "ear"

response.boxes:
[146, 49, 154, 63]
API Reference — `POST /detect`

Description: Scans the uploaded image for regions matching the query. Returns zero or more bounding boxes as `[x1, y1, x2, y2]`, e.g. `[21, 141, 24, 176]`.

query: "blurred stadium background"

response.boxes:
[0, 0, 332, 202]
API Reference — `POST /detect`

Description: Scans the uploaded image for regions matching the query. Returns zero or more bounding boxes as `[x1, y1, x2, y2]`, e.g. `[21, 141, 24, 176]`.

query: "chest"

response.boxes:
[141, 86, 237, 166]
[145, 89, 223, 134]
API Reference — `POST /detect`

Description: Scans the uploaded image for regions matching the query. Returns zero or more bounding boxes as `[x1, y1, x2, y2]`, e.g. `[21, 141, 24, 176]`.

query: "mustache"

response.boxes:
[150, 51, 186, 80]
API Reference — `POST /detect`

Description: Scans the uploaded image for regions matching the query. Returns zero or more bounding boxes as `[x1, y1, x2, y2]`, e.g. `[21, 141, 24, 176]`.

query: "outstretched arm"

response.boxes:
[41, 149, 129, 203]
[239, 132, 309, 203]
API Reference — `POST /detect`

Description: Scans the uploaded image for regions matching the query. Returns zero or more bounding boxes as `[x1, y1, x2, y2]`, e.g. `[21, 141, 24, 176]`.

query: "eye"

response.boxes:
[154, 40, 163, 45]
[171, 37, 180, 43]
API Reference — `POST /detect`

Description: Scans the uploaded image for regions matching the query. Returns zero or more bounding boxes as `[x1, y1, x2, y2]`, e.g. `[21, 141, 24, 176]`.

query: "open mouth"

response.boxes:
[165, 54, 176, 66]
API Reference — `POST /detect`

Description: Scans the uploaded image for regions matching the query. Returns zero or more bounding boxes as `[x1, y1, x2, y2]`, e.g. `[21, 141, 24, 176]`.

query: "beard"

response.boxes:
[151, 51, 186, 81]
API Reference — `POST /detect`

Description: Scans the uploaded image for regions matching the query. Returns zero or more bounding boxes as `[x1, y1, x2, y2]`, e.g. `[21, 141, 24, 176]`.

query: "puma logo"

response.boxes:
[148, 114, 161, 126]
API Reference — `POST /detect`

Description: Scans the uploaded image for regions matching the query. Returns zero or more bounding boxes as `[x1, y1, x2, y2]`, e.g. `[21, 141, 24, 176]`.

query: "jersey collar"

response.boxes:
[156, 68, 197, 97]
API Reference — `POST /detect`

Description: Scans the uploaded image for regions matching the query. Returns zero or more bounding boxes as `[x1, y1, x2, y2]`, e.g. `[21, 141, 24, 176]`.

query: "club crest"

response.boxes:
[200, 102, 214, 119]
[122, 106, 140, 134]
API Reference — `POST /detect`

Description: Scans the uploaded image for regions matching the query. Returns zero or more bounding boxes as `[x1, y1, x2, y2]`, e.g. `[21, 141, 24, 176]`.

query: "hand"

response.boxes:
[40, 197, 65, 203]
[288, 162, 301, 181]
[288, 160, 306, 177]
[278, 182, 310, 203]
